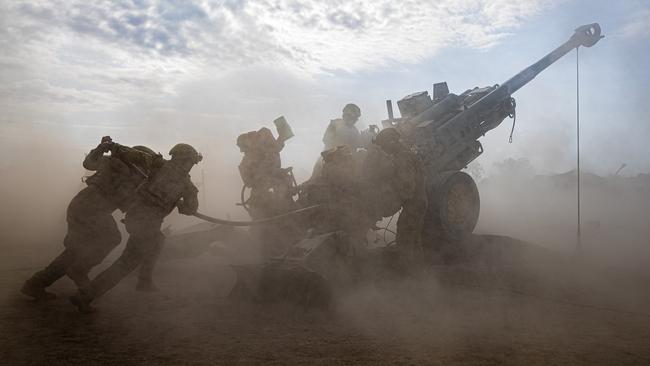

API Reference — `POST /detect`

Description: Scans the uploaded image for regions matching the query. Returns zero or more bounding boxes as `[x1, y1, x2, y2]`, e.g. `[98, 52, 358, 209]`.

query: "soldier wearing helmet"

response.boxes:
[237, 128, 283, 191]
[169, 143, 203, 164]
[322, 103, 362, 151]
[311, 103, 365, 181]
[70, 143, 202, 312]
[21, 137, 158, 300]
[237, 125, 301, 258]
[371, 128, 427, 259]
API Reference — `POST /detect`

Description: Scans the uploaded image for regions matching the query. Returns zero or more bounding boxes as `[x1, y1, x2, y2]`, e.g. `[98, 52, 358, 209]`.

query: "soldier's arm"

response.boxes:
[239, 155, 259, 187]
[177, 182, 199, 215]
[322, 120, 337, 146]
[83, 143, 111, 171]
[272, 138, 285, 153]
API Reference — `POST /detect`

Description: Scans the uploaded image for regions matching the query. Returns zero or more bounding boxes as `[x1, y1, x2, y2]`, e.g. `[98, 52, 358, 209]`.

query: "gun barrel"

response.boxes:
[442, 23, 603, 138]
[502, 23, 603, 95]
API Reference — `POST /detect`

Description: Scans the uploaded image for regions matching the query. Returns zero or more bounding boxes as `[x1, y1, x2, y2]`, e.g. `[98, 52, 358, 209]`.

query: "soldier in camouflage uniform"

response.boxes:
[319, 146, 374, 252]
[21, 137, 155, 300]
[70, 143, 202, 312]
[237, 128, 300, 257]
[322, 103, 363, 151]
[312, 104, 377, 181]
[371, 128, 427, 257]
[237, 128, 295, 219]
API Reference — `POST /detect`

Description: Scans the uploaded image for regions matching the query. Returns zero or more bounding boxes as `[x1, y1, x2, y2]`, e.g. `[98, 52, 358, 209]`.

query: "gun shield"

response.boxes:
[274, 116, 294, 142]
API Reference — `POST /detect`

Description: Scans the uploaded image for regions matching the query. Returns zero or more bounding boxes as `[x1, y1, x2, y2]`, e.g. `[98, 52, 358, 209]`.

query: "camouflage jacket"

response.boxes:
[322, 119, 362, 151]
[84, 144, 158, 211]
[135, 159, 198, 216]
[392, 147, 426, 203]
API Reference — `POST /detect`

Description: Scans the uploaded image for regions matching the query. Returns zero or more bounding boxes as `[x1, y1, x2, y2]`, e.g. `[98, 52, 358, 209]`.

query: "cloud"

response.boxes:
[616, 8, 650, 40]
[0, 0, 558, 126]
[1, 1, 649, 193]
[4, 0, 556, 73]
[243, 0, 558, 72]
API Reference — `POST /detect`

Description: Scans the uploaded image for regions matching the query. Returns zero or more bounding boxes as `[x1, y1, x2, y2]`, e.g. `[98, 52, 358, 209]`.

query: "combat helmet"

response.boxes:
[342, 103, 361, 118]
[373, 127, 401, 149]
[236, 132, 256, 152]
[169, 143, 202, 163]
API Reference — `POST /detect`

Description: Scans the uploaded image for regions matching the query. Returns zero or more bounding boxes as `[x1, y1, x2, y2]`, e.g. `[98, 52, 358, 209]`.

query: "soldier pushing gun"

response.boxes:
[22, 136, 157, 300]
[70, 143, 203, 313]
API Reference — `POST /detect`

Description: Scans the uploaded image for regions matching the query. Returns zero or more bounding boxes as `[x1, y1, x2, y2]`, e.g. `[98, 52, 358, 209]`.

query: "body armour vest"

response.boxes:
[137, 161, 192, 214]
[85, 157, 145, 211]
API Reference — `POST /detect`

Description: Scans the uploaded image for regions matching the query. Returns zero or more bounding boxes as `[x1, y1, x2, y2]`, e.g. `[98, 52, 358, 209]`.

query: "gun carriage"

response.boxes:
[382, 23, 603, 241]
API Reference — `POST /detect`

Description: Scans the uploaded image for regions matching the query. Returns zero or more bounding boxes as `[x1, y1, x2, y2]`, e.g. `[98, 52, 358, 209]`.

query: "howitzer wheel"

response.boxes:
[423, 171, 480, 244]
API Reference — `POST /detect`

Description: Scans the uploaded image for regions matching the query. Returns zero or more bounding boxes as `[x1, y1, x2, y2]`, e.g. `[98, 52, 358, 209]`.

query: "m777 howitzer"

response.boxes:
[225, 24, 604, 309]
[383, 23, 603, 240]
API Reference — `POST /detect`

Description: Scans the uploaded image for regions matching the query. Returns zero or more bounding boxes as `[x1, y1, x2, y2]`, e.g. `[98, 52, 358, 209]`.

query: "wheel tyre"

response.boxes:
[423, 171, 480, 246]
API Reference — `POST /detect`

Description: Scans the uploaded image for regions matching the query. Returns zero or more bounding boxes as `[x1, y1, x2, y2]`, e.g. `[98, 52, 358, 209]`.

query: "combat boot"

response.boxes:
[69, 290, 95, 313]
[20, 280, 56, 301]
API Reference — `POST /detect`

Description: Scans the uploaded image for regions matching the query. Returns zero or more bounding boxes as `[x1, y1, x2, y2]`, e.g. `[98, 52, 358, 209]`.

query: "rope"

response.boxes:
[239, 184, 251, 213]
[508, 108, 516, 143]
[381, 213, 397, 245]
[193, 204, 321, 227]
[576, 47, 582, 254]
[508, 98, 517, 143]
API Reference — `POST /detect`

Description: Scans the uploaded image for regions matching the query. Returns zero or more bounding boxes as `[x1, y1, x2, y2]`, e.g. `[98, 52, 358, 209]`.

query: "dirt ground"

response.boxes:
[1, 235, 650, 366]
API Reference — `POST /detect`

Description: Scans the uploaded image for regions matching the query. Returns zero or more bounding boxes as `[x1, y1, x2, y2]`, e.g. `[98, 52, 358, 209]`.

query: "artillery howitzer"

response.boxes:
[382, 23, 603, 241]
[223, 23, 603, 307]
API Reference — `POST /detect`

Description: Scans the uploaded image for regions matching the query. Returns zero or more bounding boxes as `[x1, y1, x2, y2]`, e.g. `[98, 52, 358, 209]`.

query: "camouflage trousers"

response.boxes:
[248, 188, 302, 259]
[83, 203, 164, 300]
[396, 196, 428, 256]
[26, 186, 121, 289]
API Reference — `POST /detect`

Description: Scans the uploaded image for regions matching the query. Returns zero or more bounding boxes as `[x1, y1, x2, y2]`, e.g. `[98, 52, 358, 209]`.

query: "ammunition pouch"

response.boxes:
[138, 163, 191, 214]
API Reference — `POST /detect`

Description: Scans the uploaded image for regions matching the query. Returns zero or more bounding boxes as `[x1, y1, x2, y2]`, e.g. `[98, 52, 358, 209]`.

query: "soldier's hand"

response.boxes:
[289, 185, 302, 196]
[98, 141, 113, 153]
[177, 199, 197, 215]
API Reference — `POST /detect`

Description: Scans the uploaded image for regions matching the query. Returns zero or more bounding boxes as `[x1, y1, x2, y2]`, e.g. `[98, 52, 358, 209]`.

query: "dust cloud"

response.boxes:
[1, 84, 650, 366]
[330, 158, 650, 363]
[474, 158, 650, 270]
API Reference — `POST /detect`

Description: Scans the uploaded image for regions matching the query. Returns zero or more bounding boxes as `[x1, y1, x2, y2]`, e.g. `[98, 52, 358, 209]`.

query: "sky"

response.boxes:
[1, 0, 649, 179]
